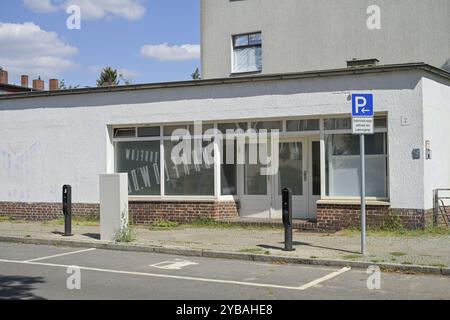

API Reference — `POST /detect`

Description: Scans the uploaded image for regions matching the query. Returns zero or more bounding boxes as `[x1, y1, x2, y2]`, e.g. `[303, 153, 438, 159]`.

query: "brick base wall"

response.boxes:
[129, 201, 239, 224]
[1, 200, 443, 231]
[0, 202, 99, 221]
[0, 201, 239, 224]
[317, 203, 435, 231]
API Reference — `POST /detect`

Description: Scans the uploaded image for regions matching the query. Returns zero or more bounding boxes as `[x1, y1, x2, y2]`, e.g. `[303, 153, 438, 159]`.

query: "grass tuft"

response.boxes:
[188, 217, 234, 229]
[114, 226, 136, 243]
[44, 214, 100, 227]
[390, 252, 407, 257]
[150, 220, 179, 229]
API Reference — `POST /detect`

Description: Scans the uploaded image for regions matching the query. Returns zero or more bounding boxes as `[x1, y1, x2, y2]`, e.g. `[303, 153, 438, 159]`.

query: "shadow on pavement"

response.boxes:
[257, 242, 359, 255]
[0, 274, 46, 300]
[82, 233, 100, 240]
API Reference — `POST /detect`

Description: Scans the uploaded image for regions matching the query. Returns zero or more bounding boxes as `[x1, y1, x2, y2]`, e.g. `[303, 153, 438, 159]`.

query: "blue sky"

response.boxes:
[0, 0, 200, 88]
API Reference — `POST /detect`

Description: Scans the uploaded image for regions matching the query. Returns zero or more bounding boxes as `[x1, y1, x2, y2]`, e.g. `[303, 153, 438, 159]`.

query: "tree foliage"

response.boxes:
[97, 67, 119, 87]
[191, 67, 201, 80]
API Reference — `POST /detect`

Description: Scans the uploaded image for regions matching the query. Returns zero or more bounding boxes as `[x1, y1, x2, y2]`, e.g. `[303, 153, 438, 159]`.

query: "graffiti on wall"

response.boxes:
[0, 142, 42, 201]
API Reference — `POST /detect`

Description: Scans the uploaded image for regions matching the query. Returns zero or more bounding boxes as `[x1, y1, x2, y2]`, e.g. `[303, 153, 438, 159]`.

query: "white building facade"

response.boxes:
[201, 0, 450, 79]
[1, 64, 449, 230]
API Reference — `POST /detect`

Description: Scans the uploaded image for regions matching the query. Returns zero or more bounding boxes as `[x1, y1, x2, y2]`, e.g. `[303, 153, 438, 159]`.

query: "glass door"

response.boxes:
[238, 141, 271, 218]
[272, 139, 308, 219]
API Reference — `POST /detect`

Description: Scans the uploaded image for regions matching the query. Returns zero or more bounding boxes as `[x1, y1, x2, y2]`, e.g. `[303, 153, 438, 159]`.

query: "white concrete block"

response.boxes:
[100, 173, 129, 241]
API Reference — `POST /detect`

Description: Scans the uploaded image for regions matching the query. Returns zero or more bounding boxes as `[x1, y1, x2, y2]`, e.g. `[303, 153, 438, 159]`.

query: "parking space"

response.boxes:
[0, 242, 449, 300]
[0, 243, 348, 290]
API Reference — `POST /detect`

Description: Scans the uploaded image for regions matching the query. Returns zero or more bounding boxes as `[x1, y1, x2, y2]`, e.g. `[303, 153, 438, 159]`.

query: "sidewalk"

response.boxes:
[0, 220, 449, 274]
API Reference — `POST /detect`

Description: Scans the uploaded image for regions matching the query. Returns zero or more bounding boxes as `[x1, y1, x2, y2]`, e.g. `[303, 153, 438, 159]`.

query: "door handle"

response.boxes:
[303, 170, 307, 182]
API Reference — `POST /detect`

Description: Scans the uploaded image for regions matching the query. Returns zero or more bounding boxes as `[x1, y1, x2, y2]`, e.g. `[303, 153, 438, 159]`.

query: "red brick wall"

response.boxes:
[317, 203, 434, 231]
[129, 201, 239, 224]
[0, 201, 239, 224]
[0, 202, 99, 221]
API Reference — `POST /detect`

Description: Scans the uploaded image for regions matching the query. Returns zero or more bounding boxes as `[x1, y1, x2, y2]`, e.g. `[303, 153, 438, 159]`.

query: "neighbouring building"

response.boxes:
[0, 68, 59, 94]
[0, 1, 449, 231]
[0, 68, 33, 94]
[201, 0, 450, 79]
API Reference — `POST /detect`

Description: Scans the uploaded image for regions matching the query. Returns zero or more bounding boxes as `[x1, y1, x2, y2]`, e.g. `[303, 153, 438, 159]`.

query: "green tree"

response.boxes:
[97, 67, 120, 87]
[191, 67, 201, 80]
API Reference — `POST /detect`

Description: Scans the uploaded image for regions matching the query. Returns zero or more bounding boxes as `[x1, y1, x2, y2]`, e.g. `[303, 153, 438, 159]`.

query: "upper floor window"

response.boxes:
[232, 32, 262, 74]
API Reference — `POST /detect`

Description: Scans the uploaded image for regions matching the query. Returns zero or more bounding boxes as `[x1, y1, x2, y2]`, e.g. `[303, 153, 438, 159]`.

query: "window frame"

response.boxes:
[110, 116, 389, 202]
[231, 31, 263, 74]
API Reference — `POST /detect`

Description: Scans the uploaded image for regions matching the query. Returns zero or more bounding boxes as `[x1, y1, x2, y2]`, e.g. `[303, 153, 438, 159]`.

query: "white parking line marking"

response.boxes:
[150, 259, 199, 270]
[298, 267, 351, 290]
[0, 258, 350, 291]
[23, 248, 96, 262]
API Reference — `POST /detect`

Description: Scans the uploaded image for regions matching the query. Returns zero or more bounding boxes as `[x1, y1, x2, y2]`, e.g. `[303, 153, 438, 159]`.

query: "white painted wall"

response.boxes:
[202, 0, 450, 78]
[422, 76, 450, 210]
[0, 70, 439, 209]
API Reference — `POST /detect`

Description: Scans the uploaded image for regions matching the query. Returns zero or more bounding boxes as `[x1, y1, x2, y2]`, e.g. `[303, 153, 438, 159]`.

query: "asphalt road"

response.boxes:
[0, 242, 449, 300]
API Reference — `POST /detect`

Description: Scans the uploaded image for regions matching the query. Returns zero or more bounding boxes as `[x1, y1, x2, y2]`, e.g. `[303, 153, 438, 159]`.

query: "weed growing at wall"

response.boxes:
[114, 226, 136, 243]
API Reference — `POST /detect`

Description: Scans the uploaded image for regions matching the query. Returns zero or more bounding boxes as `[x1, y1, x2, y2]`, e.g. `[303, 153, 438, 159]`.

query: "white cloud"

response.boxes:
[89, 66, 141, 80]
[23, 0, 146, 21]
[117, 68, 142, 79]
[140, 43, 201, 62]
[23, 0, 58, 13]
[0, 22, 78, 79]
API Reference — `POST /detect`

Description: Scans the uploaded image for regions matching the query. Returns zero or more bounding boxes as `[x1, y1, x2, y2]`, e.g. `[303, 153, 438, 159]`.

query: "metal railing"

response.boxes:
[433, 189, 450, 227]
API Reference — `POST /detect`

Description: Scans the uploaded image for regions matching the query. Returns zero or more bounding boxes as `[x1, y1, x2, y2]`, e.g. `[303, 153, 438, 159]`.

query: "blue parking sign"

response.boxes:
[352, 94, 374, 117]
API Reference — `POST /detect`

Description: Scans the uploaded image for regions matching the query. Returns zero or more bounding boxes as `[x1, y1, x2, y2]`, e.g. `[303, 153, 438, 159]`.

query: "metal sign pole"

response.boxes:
[360, 134, 366, 255]
[352, 93, 373, 255]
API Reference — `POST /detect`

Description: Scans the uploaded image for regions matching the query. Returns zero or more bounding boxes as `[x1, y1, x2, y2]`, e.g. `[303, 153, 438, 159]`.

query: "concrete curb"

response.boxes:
[0, 235, 448, 276]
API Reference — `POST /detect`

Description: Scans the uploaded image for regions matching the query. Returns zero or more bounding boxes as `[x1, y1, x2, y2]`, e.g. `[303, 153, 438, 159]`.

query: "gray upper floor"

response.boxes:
[201, 0, 450, 79]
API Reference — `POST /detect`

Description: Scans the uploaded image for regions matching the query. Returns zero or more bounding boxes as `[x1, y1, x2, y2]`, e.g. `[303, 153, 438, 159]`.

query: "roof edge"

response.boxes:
[0, 83, 34, 92]
[0, 62, 449, 101]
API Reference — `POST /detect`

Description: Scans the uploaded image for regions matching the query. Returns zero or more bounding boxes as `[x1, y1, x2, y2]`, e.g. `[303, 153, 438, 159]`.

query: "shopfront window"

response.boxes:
[286, 119, 320, 132]
[164, 139, 215, 196]
[217, 122, 247, 196]
[325, 133, 388, 198]
[115, 141, 161, 196]
[113, 117, 388, 200]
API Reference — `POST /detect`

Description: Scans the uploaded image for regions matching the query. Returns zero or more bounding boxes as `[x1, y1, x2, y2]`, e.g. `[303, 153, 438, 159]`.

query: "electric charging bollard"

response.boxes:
[282, 188, 295, 251]
[62, 185, 73, 237]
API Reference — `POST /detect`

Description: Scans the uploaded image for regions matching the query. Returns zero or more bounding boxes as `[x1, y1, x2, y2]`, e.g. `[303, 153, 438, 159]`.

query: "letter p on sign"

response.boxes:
[352, 94, 374, 117]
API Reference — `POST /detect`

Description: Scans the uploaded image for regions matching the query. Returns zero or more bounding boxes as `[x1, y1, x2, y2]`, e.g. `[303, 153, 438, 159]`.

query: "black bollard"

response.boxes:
[282, 188, 295, 251]
[62, 185, 73, 237]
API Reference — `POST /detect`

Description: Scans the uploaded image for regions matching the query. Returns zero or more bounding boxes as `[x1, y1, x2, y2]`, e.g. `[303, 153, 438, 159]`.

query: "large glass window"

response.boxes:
[244, 142, 267, 195]
[324, 118, 352, 130]
[164, 139, 215, 196]
[114, 128, 135, 138]
[218, 122, 247, 196]
[287, 119, 320, 132]
[232, 32, 262, 73]
[250, 121, 282, 131]
[115, 141, 161, 196]
[137, 126, 160, 137]
[325, 133, 388, 198]
[114, 117, 388, 200]
[221, 141, 237, 195]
